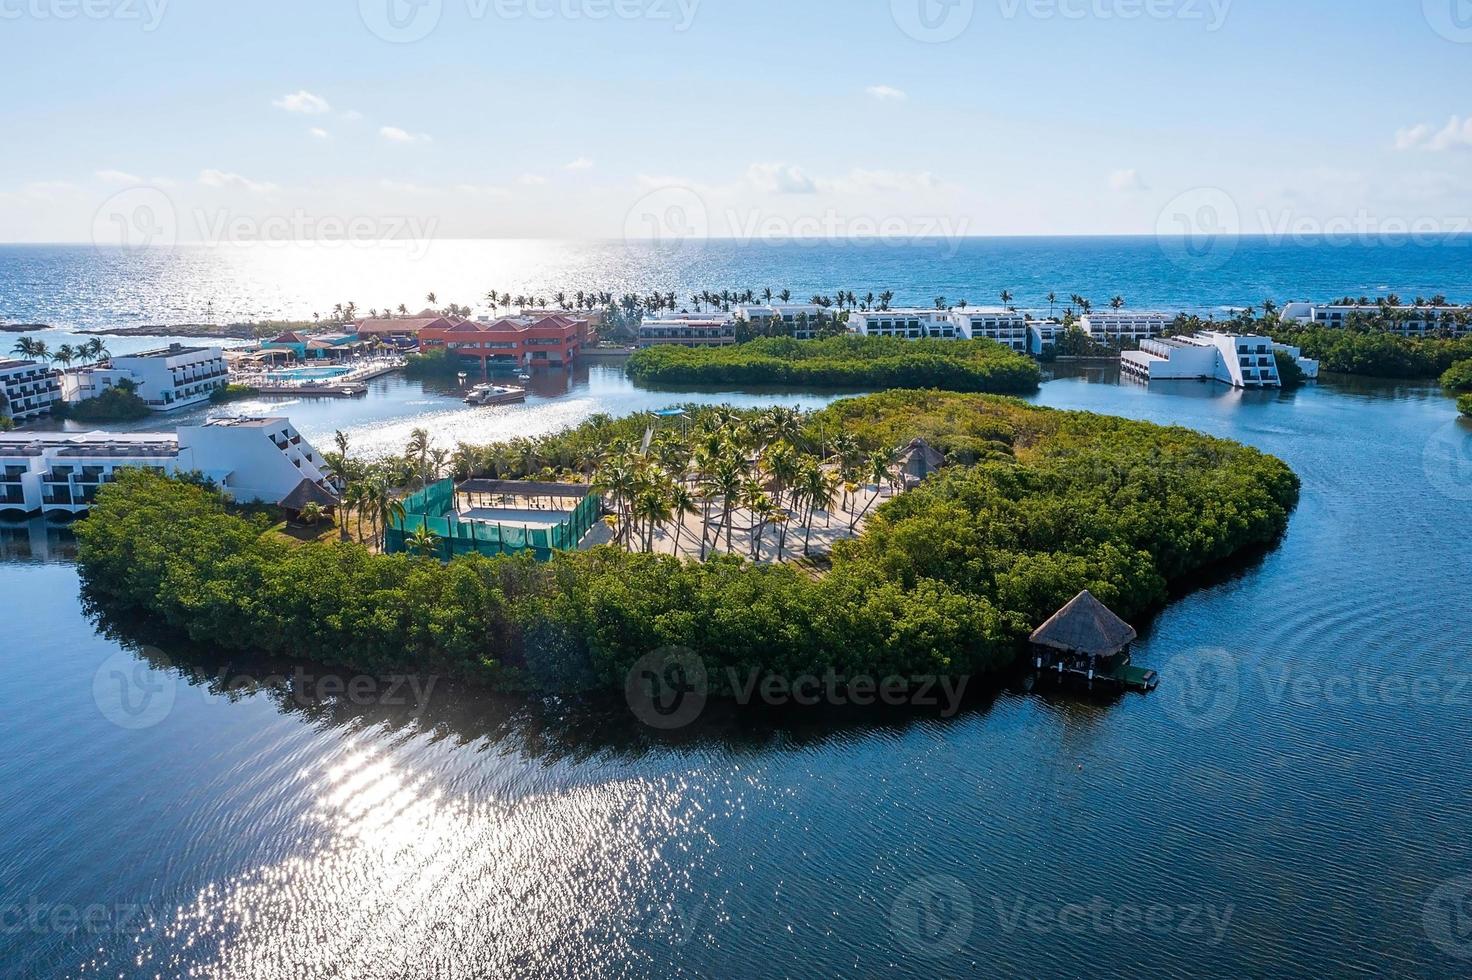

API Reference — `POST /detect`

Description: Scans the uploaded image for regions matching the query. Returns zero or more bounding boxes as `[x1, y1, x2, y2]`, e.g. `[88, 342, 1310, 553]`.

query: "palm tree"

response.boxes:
[52, 344, 76, 372]
[667, 483, 699, 557]
[298, 502, 326, 527]
[405, 524, 440, 559]
[1001, 289, 1013, 309]
[406, 427, 432, 488]
[1047, 291, 1058, 317]
[797, 462, 839, 556]
[849, 448, 899, 532]
[1110, 295, 1125, 311]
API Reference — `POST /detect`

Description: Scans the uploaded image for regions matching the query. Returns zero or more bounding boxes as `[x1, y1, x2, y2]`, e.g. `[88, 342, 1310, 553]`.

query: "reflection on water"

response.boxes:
[4, 372, 1472, 977]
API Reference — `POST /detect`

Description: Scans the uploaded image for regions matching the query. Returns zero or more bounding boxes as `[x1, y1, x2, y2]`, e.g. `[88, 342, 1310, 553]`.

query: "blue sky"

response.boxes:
[3, 0, 1471, 241]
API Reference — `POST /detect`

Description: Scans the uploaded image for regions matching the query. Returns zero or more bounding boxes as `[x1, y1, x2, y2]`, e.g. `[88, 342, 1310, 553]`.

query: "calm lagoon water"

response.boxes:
[3, 363, 1471, 977]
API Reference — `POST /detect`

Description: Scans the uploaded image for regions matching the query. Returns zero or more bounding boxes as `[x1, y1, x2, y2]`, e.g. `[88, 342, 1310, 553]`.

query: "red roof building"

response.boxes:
[418, 315, 586, 368]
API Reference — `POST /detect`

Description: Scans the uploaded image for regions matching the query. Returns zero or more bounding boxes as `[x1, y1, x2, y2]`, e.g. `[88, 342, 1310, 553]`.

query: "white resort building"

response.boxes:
[636, 312, 738, 348]
[1079, 311, 1172, 344]
[0, 359, 64, 423]
[847, 308, 1052, 354]
[735, 304, 830, 339]
[1277, 302, 1472, 337]
[0, 416, 332, 515]
[62, 344, 230, 412]
[1120, 331, 1315, 389]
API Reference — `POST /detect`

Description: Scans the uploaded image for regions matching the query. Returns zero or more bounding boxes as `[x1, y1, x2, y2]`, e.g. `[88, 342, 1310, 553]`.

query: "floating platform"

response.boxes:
[252, 382, 367, 397]
[1034, 658, 1159, 692]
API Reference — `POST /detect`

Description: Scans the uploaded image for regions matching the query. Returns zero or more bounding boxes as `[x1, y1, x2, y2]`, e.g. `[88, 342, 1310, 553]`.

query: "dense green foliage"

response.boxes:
[0, 415, 13, 431]
[627, 336, 1041, 394]
[1459, 394, 1472, 418]
[1275, 327, 1472, 379]
[78, 392, 1297, 694]
[54, 387, 150, 421]
[1274, 350, 1307, 388]
[1441, 358, 1472, 393]
[210, 383, 261, 403]
[403, 347, 467, 377]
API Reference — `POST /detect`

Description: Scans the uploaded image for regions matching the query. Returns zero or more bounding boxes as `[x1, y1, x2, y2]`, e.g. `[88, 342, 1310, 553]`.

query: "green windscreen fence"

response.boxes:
[384, 479, 601, 562]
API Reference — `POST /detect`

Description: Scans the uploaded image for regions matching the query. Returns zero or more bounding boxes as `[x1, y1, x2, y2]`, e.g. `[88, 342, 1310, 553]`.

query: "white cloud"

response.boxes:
[1395, 115, 1472, 152]
[746, 162, 818, 194]
[309, 128, 330, 139]
[198, 169, 278, 193]
[95, 169, 143, 185]
[456, 183, 512, 198]
[518, 174, 548, 185]
[380, 126, 431, 144]
[273, 90, 331, 115]
[564, 157, 595, 171]
[379, 179, 435, 195]
[865, 84, 907, 102]
[1108, 168, 1147, 192]
[818, 168, 939, 195]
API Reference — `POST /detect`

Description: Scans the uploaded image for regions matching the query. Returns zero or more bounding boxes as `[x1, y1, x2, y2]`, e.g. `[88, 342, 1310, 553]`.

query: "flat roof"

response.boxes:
[118, 345, 220, 359]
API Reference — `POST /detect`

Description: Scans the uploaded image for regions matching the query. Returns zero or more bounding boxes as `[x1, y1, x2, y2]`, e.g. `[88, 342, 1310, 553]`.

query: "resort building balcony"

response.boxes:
[0, 417, 331, 516]
[1121, 331, 1302, 389]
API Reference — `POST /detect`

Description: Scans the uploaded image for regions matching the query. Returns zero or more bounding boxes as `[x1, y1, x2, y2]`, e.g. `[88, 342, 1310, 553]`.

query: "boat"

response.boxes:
[464, 383, 527, 406]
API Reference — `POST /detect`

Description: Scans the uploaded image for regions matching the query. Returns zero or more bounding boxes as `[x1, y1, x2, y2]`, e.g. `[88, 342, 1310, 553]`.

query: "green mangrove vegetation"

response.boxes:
[53, 385, 150, 422]
[626, 336, 1042, 393]
[1459, 394, 1472, 418]
[1441, 358, 1472, 393]
[76, 392, 1298, 694]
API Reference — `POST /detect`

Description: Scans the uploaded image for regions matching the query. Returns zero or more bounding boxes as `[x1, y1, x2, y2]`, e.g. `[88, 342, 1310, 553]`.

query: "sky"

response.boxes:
[2, 0, 1472, 243]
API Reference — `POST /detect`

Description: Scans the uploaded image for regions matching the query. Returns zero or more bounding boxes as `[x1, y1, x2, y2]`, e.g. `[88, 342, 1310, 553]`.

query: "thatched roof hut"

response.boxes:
[1029, 590, 1137, 659]
[899, 437, 946, 482]
[279, 479, 340, 516]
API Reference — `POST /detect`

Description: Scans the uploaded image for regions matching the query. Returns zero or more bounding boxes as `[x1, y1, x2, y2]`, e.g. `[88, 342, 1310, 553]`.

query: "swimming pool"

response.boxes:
[268, 366, 353, 381]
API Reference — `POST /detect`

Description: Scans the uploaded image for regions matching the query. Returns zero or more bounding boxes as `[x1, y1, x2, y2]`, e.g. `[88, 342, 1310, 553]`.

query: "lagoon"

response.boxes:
[4, 367, 1470, 976]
